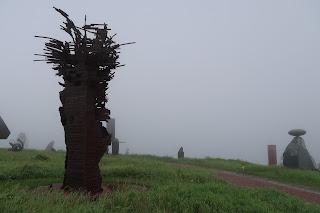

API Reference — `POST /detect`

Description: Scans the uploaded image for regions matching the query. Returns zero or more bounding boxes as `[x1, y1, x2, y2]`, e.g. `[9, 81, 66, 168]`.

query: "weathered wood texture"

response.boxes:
[35, 7, 133, 194]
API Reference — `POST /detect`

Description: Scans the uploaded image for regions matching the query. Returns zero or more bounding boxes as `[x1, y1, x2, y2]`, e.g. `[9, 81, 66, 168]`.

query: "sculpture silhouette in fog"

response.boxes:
[178, 147, 184, 158]
[8, 133, 26, 152]
[45, 141, 56, 152]
[106, 118, 125, 155]
[0, 116, 10, 139]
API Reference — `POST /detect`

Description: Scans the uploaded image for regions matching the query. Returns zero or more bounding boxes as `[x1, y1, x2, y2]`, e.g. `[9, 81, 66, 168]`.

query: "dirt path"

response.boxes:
[169, 163, 320, 205]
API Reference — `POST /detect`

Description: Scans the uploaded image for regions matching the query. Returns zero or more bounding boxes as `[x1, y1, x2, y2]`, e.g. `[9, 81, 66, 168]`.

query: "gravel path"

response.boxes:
[169, 163, 320, 205]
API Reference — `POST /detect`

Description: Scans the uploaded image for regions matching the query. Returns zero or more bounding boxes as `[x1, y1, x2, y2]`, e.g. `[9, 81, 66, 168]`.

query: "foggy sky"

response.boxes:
[1, 0, 320, 165]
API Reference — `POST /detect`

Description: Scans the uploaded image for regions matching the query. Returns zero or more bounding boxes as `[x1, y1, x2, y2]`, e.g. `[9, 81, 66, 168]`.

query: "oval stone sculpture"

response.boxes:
[288, 129, 306, 137]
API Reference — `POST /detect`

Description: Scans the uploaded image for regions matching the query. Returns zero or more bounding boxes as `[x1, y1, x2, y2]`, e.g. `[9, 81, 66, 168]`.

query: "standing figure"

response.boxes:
[178, 147, 184, 159]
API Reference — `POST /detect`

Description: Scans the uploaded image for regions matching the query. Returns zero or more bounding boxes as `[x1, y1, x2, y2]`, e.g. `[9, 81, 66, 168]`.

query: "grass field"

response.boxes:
[154, 156, 320, 190]
[0, 148, 320, 212]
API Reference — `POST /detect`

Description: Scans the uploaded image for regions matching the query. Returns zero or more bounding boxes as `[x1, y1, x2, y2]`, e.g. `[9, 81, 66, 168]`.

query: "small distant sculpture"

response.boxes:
[267, 145, 277, 165]
[0, 116, 10, 139]
[178, 147, 184, 158]
[283, 129, 318, 170]
[107, 118, 116, 154]
[106, 118, 125, 155]
[112, 138, 120, 155]
[9, 133, 26, 152]
[45, 141, 56, 152]
[241, 163, 245, 171]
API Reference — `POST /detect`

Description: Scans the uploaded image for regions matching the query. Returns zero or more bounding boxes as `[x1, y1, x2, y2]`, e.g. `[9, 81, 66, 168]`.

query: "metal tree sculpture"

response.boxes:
[35, 8, 133, 194]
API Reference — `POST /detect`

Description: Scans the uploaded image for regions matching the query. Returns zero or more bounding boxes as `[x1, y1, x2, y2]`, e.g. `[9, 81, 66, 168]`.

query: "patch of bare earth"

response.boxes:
[169, 163, 320, 205]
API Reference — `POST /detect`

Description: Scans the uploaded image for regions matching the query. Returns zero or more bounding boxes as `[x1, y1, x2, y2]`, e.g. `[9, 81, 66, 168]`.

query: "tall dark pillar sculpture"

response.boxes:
[35, 8, 133, 194]
[267, 145, 277, 165]
[106, 118, 125, 155]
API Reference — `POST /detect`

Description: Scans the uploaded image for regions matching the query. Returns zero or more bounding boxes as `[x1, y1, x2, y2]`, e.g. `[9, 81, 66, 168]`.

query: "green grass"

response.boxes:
[0, 148, 319, 212]
[151, 156, 320, 190]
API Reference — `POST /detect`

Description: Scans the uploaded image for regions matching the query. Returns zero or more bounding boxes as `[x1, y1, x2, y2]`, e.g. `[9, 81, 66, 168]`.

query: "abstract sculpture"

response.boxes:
[35, 8, 133, 194]
[283, 129, 318, 170]
[8, 133, 26, 152]
[45, 141, 56, 152]
[0, 116, 10, 139]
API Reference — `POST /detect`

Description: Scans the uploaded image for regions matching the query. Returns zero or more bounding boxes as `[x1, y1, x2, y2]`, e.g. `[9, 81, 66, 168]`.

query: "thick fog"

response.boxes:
[1, 1, 320, 165]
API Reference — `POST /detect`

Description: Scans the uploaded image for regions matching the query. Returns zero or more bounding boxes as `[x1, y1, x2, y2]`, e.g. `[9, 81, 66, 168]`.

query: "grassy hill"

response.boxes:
[157, 156, 320, 190]
[0, 148, 319, 212]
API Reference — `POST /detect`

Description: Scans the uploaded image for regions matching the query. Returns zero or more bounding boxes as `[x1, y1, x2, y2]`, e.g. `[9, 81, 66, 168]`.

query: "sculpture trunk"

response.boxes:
[60, 86, 108, 194]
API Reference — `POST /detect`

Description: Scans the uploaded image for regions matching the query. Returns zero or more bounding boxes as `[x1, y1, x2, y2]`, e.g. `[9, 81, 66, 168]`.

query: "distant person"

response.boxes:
[178, 147, 184, 159]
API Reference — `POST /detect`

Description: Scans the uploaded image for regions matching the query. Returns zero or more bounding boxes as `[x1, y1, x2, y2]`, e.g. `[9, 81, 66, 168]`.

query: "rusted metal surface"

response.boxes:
[267, 145, 277, 165]
[35, 7, 133, 194]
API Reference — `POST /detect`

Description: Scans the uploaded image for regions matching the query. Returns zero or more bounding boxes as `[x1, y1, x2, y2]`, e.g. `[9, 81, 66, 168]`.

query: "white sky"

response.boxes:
[0, 0, 320, 165]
